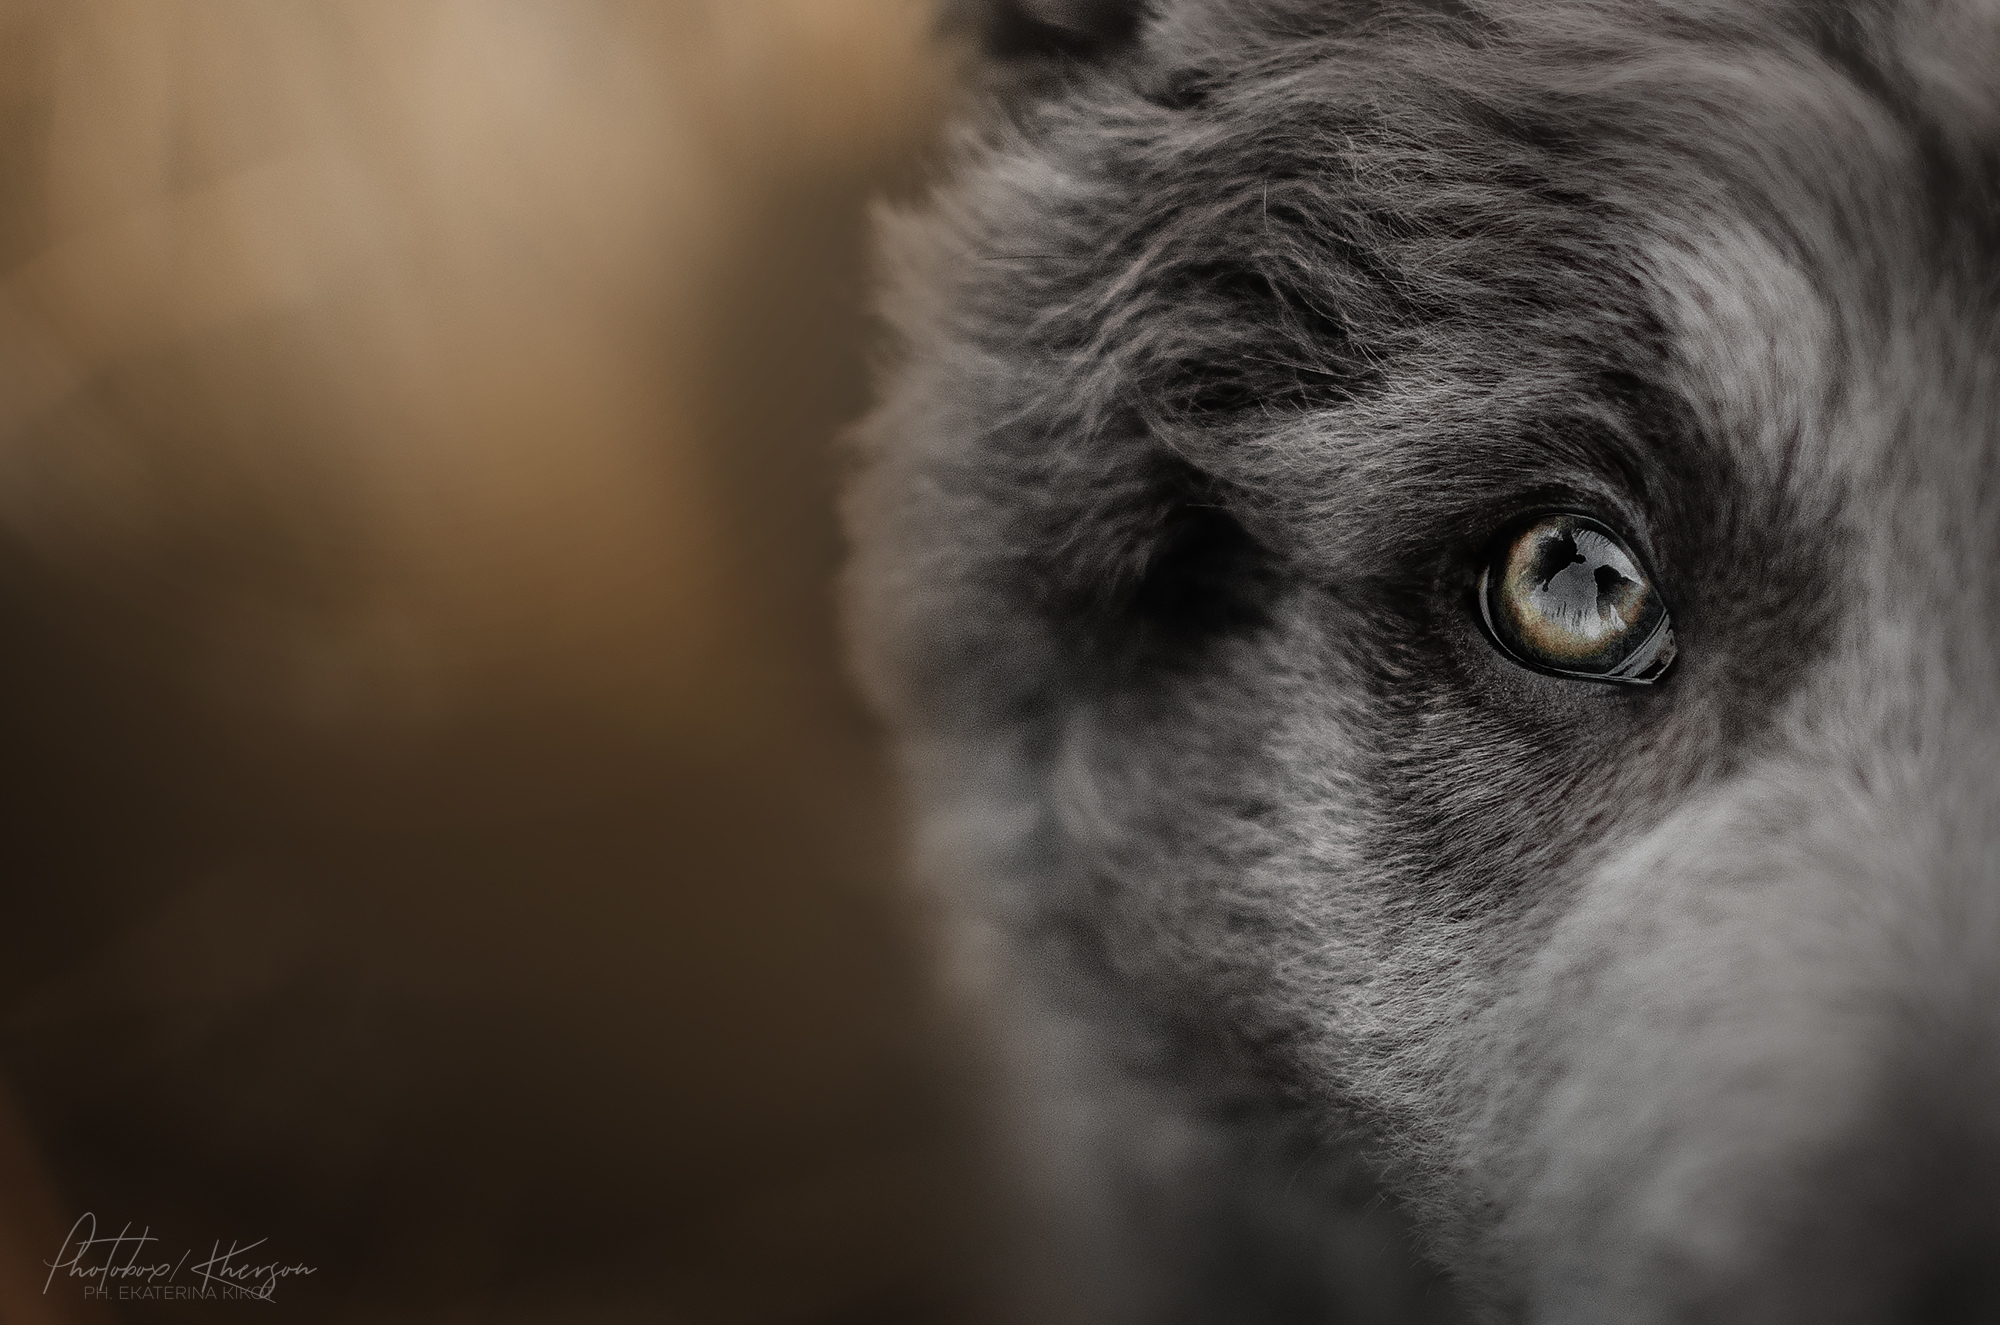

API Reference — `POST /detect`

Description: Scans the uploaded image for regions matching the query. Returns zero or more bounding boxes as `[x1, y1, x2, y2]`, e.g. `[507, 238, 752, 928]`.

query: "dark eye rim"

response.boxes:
[1475, 510, 1679, 686]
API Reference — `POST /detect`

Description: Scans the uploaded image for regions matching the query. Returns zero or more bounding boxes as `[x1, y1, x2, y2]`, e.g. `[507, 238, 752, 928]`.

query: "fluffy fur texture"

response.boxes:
[847, 2, 2000, 1320]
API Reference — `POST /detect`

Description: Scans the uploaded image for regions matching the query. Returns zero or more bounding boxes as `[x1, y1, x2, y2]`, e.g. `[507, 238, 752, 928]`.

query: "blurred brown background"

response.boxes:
[0, 3, 982, 1322]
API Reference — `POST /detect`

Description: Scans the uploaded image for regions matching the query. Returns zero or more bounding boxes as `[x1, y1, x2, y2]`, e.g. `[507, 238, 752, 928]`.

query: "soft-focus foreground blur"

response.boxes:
[0, 4, 977, 1322]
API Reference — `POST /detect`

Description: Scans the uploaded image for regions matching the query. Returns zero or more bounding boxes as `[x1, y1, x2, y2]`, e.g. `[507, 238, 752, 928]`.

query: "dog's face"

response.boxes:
[850, 1, 2000, 1318]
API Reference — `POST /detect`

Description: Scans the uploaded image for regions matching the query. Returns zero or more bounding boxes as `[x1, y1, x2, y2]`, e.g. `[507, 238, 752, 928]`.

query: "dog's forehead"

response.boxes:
[1249, 0, 2000, 553]
[906, 0, 2000, 626]
[1618, 31, 1997, 463]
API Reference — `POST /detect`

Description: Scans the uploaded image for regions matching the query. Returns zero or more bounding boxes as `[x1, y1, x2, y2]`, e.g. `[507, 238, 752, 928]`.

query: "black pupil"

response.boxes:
[1533, 533, 1585, 590]
[1528, 527, 1642, 625]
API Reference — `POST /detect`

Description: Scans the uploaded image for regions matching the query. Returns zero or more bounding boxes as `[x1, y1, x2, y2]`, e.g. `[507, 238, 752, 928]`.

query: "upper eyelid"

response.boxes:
[1281, 478, 1661, 591]
[1215, 408, 1671, 583]
[1479, 488, 1661, 573]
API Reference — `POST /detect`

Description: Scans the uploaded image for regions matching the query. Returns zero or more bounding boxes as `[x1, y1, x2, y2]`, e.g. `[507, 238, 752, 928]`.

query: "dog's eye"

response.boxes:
[1478, 513, 1677, 684]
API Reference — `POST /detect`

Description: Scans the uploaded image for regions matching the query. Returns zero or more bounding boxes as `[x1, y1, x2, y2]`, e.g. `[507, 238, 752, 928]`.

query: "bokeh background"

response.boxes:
[0, 4, 984, 1321]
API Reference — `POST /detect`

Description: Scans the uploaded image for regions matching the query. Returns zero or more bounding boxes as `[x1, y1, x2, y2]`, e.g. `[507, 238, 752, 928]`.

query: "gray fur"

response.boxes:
[846, 1, 2000, 1320]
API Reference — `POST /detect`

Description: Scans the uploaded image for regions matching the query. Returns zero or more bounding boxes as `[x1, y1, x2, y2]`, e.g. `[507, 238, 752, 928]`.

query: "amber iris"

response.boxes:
[1479, 512, 1677, 683]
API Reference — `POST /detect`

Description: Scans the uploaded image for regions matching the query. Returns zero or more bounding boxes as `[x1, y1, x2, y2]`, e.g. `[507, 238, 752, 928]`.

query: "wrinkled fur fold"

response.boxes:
[848, 2, 2000, 1320]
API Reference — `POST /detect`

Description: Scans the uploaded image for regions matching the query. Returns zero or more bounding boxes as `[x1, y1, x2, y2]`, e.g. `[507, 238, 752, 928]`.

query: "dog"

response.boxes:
[845, 0, 2000, 1320]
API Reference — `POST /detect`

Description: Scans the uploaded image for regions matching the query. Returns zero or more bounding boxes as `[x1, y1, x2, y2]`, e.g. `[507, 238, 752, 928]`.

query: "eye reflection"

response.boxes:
[1479, 513, 1676, 684]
